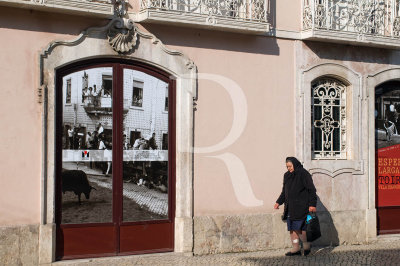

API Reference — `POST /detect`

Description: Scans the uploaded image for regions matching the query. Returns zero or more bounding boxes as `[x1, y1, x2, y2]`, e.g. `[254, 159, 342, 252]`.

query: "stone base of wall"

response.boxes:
[0, 211, 369, 262]
[194, 210, 367, 255]
[0, 224, 39, 265]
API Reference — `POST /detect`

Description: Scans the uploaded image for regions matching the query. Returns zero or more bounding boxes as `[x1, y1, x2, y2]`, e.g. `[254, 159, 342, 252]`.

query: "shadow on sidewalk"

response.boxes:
[239, 247, 400, 265]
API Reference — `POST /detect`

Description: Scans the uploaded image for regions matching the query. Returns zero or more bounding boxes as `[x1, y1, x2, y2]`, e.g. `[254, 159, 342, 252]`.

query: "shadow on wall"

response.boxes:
[314, 196, 339, 247]
[1, 5, 280, 56]
[138, 0, 280, 56]
[142, 24, 280, 56]
[303, 41, 400, 65]
[268, 0, 276, 31]
[141, 0, 280, 56]
[0, 6, 107, 35]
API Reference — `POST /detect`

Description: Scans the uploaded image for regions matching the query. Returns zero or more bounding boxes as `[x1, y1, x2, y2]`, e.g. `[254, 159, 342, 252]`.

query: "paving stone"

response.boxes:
[54, 238, 400, 266]
[65, 162, 168, 216]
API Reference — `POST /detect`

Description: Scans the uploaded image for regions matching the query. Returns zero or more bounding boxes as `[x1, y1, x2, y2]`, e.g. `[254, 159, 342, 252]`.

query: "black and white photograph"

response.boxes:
[375, 82, 400, 149]
[61, 67, 169, 224]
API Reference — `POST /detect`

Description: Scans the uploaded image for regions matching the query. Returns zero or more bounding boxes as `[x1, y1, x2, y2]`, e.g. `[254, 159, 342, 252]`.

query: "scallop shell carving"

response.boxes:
[108, 30, 137, 54]
[107, 18, 138, 54]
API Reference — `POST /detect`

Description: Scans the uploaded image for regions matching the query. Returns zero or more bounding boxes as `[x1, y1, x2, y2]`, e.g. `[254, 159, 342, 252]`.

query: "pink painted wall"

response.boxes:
[0, 5, 299, 225]
[274, 0, 301, 31]
[143, 25, 297, 215]
[0, 7, 106, 226]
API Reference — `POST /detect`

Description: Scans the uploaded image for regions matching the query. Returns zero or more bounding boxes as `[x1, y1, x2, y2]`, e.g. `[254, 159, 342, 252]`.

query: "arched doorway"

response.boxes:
[375, 80, 400, 234]
[55, 59, 176, 259]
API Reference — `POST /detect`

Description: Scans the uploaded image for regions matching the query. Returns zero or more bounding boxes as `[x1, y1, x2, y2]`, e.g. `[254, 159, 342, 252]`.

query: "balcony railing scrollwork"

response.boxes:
[83, 96, 130, 115]
[303, 0, 400, 43]
[138, 0, 270, 34]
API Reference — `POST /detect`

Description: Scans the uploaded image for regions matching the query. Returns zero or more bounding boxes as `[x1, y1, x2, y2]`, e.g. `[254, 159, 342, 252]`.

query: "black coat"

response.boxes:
[276, 158, 317, 221]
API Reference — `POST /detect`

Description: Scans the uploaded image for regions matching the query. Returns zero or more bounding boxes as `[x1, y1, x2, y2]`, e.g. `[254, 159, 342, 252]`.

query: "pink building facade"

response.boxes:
[1, 0, 399, 263]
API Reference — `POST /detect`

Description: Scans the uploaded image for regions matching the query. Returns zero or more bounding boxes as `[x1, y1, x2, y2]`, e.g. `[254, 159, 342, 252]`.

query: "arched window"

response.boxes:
[311, 77, 347, 159]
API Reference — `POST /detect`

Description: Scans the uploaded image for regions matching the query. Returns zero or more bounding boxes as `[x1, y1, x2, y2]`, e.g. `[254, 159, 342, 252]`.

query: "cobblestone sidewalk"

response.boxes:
[88, 176, 168, 216]
[64, 162, 168, 216]
[54, 237, 400, 266]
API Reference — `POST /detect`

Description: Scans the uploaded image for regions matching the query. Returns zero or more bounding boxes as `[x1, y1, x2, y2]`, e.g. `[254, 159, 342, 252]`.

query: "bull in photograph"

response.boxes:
[62, 170, 96, 204]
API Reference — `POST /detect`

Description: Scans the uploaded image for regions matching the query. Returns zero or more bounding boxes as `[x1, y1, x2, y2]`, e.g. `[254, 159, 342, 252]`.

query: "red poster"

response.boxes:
[377, 144, 400, 207]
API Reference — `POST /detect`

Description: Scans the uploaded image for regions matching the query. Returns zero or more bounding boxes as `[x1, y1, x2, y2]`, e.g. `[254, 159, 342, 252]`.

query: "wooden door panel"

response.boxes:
[119, 223, 174, 253]
[57, 225, 116, 259]
[377, 207, 400, 234]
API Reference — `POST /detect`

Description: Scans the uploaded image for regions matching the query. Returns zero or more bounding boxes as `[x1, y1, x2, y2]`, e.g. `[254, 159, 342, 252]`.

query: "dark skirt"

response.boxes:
[287, 217, 306, 231]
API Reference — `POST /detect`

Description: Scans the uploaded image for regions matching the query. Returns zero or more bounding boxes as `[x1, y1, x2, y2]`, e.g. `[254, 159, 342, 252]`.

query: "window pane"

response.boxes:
[333, 127, 340, 151]
[333, 106, 340, 121]
[132, 80, 144, 107]
[314, 127, 322, 152]
[61, 67, 113, 224]
[66, 79, 71, 104]
[122, 68, 169, 222]
[165, 86, 169, 112]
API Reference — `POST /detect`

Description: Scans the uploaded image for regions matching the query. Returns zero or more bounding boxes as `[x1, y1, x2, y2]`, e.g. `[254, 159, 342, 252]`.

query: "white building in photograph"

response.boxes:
[63, 68, 169, 149]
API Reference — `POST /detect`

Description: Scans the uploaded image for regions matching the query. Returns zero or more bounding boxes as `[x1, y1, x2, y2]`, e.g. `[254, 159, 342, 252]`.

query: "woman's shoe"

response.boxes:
[285, 251, 301, 256]
[303, 249, 311, 256]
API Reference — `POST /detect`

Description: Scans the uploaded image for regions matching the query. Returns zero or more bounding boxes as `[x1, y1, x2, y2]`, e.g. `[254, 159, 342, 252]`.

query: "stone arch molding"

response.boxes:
[297, 63, 364, 178]
[367, 68, 400, 89]
[38, 18, 197, 263]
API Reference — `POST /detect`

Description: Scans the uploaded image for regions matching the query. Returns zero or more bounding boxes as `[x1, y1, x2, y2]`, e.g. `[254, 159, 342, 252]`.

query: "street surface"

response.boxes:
[54, 236, 400, 265]
[64, 162, 168, 216]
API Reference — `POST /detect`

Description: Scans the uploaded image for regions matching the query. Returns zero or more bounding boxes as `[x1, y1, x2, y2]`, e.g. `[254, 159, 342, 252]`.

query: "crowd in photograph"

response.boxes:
[64, 122, 168, 193]
[82, 84, 112, 107]
[65, 122, 108, 150]
[65, 123, 158, 151]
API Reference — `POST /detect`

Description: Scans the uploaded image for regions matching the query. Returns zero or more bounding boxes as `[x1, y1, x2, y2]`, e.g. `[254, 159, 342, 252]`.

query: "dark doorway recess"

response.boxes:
[375, 80, 400, 235]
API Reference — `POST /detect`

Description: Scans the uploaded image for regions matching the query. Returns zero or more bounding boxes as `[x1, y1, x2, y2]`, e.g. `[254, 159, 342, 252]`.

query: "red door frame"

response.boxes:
[55, 59, 176, 260]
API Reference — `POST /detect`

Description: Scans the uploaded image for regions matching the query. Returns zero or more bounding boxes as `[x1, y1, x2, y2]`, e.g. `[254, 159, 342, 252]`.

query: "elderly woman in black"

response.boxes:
[274, 157, 317, 256]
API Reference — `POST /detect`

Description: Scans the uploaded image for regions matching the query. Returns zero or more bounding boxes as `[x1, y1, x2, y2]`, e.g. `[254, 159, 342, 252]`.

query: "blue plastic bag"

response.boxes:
[306, 213, 321, 242]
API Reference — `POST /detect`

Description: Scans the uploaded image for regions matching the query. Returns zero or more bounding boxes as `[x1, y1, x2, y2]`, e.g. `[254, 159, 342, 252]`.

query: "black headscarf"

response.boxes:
[285, 157, 303, 173]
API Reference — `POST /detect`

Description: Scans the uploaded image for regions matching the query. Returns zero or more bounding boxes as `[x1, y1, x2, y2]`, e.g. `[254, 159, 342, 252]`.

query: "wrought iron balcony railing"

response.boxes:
[83, 96, 129, 115]
[0, 0, 113, 17]
[138, 0, 270, 34]
[303, 0, 400, 41]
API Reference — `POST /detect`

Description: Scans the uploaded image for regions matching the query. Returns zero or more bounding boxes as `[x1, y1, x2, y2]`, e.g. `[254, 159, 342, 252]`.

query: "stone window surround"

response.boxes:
[297, 63, 363, 177]
[38, 23, 197, 263]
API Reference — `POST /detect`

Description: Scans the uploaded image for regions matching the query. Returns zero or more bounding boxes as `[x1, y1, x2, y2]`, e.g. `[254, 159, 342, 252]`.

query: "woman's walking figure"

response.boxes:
[274, 157, 317, 256]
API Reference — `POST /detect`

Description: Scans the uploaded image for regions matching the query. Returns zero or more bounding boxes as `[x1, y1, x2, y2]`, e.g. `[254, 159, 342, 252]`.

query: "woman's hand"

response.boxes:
[274, 203, 280, 209]
[309, 206, 316, 213]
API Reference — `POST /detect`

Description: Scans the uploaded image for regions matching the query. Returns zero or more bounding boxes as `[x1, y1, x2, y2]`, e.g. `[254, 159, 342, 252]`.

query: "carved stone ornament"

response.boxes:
[107, 0, 138, 54]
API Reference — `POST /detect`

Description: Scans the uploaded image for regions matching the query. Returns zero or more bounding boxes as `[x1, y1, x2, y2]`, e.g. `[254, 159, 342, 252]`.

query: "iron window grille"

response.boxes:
[311, 78, 347, 159]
